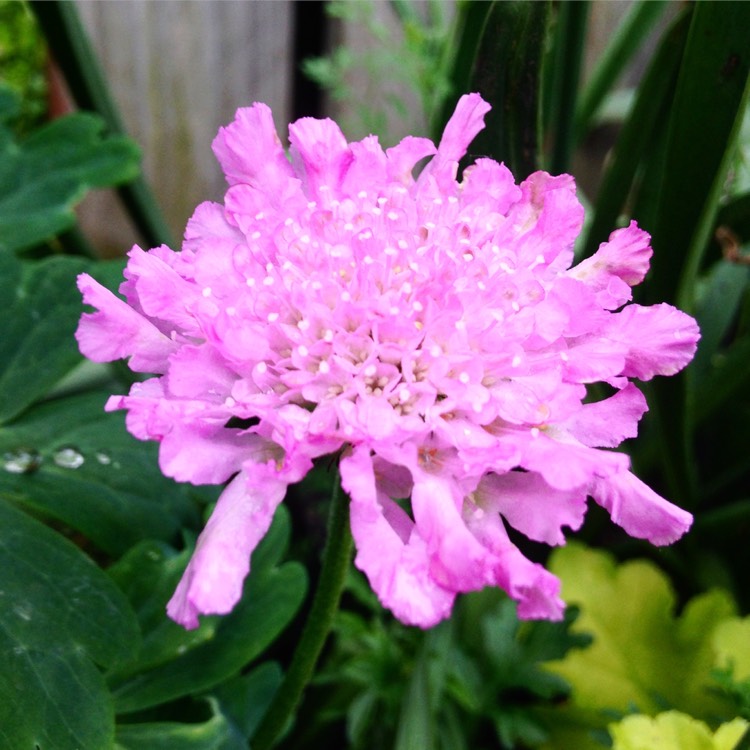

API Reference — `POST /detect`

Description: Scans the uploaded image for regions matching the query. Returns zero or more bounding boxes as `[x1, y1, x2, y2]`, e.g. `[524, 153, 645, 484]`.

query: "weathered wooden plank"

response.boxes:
[74, 0, 294, 249]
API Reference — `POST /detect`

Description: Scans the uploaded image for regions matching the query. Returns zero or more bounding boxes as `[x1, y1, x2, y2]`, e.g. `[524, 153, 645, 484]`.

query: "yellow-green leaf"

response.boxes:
[537, 544, 738, 749]
[610, 711, 748, 750]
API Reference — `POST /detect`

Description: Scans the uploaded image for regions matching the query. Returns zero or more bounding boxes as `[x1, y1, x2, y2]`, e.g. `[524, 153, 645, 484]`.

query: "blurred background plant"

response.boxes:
[0, 0, 46, 134]
[1, 1, 749, 748]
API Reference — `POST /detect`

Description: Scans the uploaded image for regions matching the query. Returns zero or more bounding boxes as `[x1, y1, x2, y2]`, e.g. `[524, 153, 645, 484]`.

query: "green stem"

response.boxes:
[251, 476, 353, 750]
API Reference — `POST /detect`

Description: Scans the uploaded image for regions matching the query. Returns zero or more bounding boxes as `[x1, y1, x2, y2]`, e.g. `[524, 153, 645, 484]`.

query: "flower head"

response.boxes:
[76, 94, 699, 629]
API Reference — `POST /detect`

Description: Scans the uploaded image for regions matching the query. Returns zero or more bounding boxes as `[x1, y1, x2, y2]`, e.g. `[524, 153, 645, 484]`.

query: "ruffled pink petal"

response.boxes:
[420, 93, 491, 189]
[212, 103, 294, 188]
[518, 430, 629, 490]
[570, 221, 652, 309]
[589, 470, 693, 545]
[167, 465, 290, 629]
[506, 172, 584, 270]
[341, 136, 387, 192]
[566, 383, 648, 448]
[182, 202, 245, 285]
[561, 336, 627, 384]
[411, 473, 492, 592]
[122, 246, 201, 334]
[166, 344, 238, 401]
[106, 378, 167, 440]
[340, 447, 455, 627]
[607, 303, 701, 380]
[475, 471, 587, 545]
[461, 158, 522, 215]
[385, 136, 437, 184]
[434, 92, 491, 164]
[464, 509, 565, 620]
[76, 274, 177, 372]
[288, 116, 353, 196]
[158, 424, 264, 485]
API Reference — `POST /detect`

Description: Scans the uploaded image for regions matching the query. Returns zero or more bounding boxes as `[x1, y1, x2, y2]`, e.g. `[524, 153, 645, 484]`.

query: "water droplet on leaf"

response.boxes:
[2, 448, 41, 474]
[53, 447, 85, 469]
[95, 452, 112, 465]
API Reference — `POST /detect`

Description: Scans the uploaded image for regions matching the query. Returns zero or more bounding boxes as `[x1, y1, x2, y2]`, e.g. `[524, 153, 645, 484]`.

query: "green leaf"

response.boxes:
[106, 541, 215, 679]
[109, 506, 307, 713]
[609, 712, 749, 750]
[713, 618, 750, 684]
[466, 0, 551, 179]
[209, 663, 283, 740]
[580, 7, 690, 258]
[543, 0, 589, 174]
[689, 259, 750, 423]
[0, 499, 139, 750]
[574, 1, 669, 142]
[0, 253, 88, 423]
[394, 642, 435, 750]
[0, 390, 201, 556]
[538, 544, 738, 750]
[692, 261, 750, 381]
[645, 1, 750, 308]
[0, 112, 140, 253]
[115, 698, 245, 750]
[431, 1, 492, 140]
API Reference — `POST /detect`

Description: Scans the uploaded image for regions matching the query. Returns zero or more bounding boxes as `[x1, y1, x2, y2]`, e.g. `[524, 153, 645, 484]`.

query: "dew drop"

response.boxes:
[2, 448, 41, 474]
[95, 452, 112, 466]
[53, 446, 85, 469]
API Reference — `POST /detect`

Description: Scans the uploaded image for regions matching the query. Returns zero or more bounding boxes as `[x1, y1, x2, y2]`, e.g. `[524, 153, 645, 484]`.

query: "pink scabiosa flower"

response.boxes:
[76, 94, 699, 630]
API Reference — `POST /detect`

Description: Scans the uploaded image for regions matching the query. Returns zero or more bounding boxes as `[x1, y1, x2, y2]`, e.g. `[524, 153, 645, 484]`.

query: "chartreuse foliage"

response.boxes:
[536, 545, 750, 750]
[610, 712, 748, 750]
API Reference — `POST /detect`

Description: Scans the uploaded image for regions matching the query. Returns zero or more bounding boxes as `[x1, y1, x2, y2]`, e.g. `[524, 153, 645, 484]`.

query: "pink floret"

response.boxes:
[77, 94, 699, 629]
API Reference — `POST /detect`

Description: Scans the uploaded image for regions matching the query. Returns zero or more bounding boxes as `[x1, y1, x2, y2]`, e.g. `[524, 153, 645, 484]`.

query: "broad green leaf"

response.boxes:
[538, 544, 737, 750]
[0, 252, 125, 424]
[0, 111, 140, 253]
[106, 517, 297, 683]
[0, 253, 88, 423]
[609, 712, 748, 750]
[0, 499, 139, 750]
[0, 390, 201, 556]
[692, 261, 750, 382]
[690, 336, 750, 426]
[689, 259, 750, 424]
[110, 506, 307, 713]
[115, 699, 245, 750]
[106, 541, 215, 679]
[209, 663, 283, 740]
